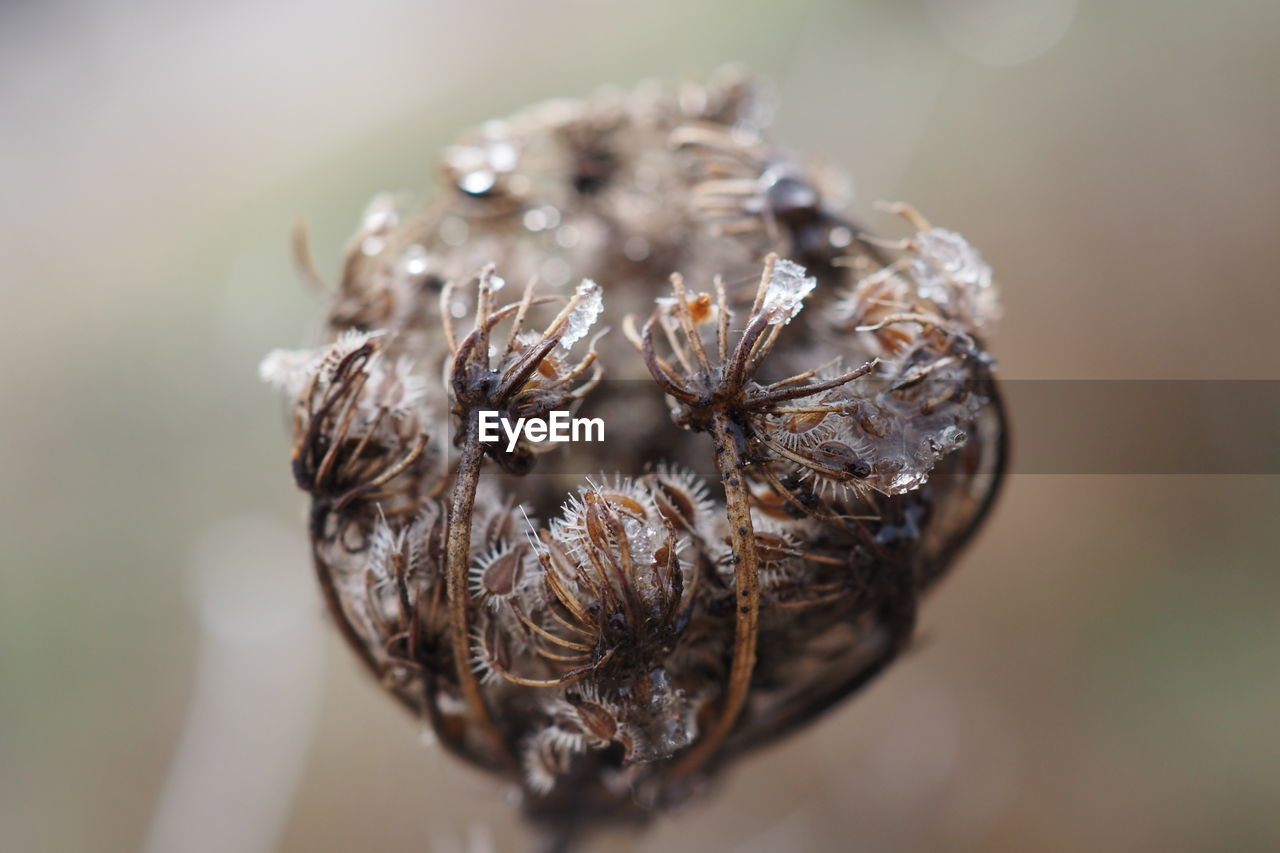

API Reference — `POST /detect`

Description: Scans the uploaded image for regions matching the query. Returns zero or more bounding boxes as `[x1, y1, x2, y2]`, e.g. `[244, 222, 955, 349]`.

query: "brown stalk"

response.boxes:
[671, 410, 760, 778]
[443, 409, 514, 767]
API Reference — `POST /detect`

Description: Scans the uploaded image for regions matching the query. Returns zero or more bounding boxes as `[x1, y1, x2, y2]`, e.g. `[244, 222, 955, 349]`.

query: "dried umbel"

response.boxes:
[263, 69, 1005, 847]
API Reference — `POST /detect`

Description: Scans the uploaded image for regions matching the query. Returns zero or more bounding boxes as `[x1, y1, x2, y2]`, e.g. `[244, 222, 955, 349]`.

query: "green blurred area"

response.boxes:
[2, 1, 1278, 851]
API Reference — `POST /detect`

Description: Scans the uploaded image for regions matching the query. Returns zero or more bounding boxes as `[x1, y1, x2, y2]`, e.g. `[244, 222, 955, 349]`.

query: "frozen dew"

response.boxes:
[360, 235, 386, 257]
[489, 274, 507, 293]
[559, 279, 603, 350]
[487, 142, 519, 173]
[361, 193, 399, 233]
[401, 244, 430, 276]
[934, 424, 967, 453]
[447, 127, 521, 196]
[459, 169, 496, 196]
[760, 258, 816, 324]
[829, 225, 854, 248]
[258, 347, 316, 395]
[259, 329, 378, 396]
[622, 516, 659, 568]
[910, 228, 997, 323]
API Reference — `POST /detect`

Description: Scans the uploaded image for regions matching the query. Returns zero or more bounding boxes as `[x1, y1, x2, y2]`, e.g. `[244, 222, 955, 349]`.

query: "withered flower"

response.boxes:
[263, 71, 1006, 848]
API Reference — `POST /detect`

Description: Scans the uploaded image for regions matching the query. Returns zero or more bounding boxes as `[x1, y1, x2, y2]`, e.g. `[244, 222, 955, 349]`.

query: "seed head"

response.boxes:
[262, 70, 1007, 842]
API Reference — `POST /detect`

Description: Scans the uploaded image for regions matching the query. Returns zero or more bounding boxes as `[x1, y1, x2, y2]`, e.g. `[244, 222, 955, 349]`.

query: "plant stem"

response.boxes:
[671, 410, 761, 777]
[445, 410, 513, 766]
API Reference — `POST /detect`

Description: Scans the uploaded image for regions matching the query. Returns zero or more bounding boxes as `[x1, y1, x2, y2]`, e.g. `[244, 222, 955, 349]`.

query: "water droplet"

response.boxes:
[829, 225, 854, 248]
[489, 275, 506, 293]
[764, 171, 818, 213]
[450, 300, 468, 319]
[459, 169, 496, 196]
[362, 193, 399, 232]
[402, 244, 429, 276]
[360, 235, 386, 256]
[488, 142, 518, 173]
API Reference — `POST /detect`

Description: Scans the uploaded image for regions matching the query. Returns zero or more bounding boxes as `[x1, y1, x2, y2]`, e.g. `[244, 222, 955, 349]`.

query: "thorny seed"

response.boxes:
[263, 69, 1005, 848]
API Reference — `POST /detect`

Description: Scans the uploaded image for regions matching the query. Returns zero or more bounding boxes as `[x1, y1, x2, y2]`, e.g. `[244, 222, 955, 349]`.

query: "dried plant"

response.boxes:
[262, 68, 1006, 849]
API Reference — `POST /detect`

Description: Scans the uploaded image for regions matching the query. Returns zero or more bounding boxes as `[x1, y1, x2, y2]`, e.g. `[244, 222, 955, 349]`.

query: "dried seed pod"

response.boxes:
[480, 479, 691, 687]
[262, 71, 1006, 845]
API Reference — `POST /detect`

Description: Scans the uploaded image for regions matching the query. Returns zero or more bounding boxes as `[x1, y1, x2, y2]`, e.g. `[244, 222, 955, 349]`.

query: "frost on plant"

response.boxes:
[759, 258, 816, 324]
[262, 69, 1006, 847]
[558, 279, 603, 350]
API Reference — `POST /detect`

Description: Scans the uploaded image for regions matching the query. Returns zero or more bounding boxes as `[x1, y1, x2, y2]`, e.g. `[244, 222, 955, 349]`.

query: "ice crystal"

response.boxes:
[911, 227, 998, 325]
[760, 258, 816, 324]
[559, 279, 602, 349]
[401, 243, 430, 276]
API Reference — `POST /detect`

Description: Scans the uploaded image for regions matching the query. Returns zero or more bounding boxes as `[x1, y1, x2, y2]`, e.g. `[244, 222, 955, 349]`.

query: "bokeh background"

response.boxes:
[3, 1, 1278, 851]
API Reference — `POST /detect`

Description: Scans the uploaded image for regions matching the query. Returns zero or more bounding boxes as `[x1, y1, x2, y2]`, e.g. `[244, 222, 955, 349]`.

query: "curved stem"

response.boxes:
[670, 410, 761, 778]
[445, 411, 514, 766]
[309, 502, 384, 685]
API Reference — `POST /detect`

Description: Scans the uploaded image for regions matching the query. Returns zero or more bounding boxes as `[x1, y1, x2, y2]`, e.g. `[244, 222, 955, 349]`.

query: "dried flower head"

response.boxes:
[263, 71, 1006, 847]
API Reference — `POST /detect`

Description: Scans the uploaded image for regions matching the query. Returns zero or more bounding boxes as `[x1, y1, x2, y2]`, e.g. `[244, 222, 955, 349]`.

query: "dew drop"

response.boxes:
[488, 142, 518, 173]
[459, 169, 496, 196]
[402, 244, 429, 276]
[910, 227, 997, 325]
[361, 192, 399, 232]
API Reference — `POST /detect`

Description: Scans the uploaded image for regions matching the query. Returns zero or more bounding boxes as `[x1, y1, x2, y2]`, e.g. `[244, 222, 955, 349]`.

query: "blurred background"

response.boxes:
[3, 1, 1278, 851]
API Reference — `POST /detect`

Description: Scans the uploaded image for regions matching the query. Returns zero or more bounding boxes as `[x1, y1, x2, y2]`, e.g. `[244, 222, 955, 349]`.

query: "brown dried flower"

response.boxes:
[263, 70, 1006, 848]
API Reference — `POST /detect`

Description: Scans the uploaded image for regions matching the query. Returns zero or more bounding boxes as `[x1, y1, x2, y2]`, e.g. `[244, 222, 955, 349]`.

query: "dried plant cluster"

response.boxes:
[262, 70, 1006, 841]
